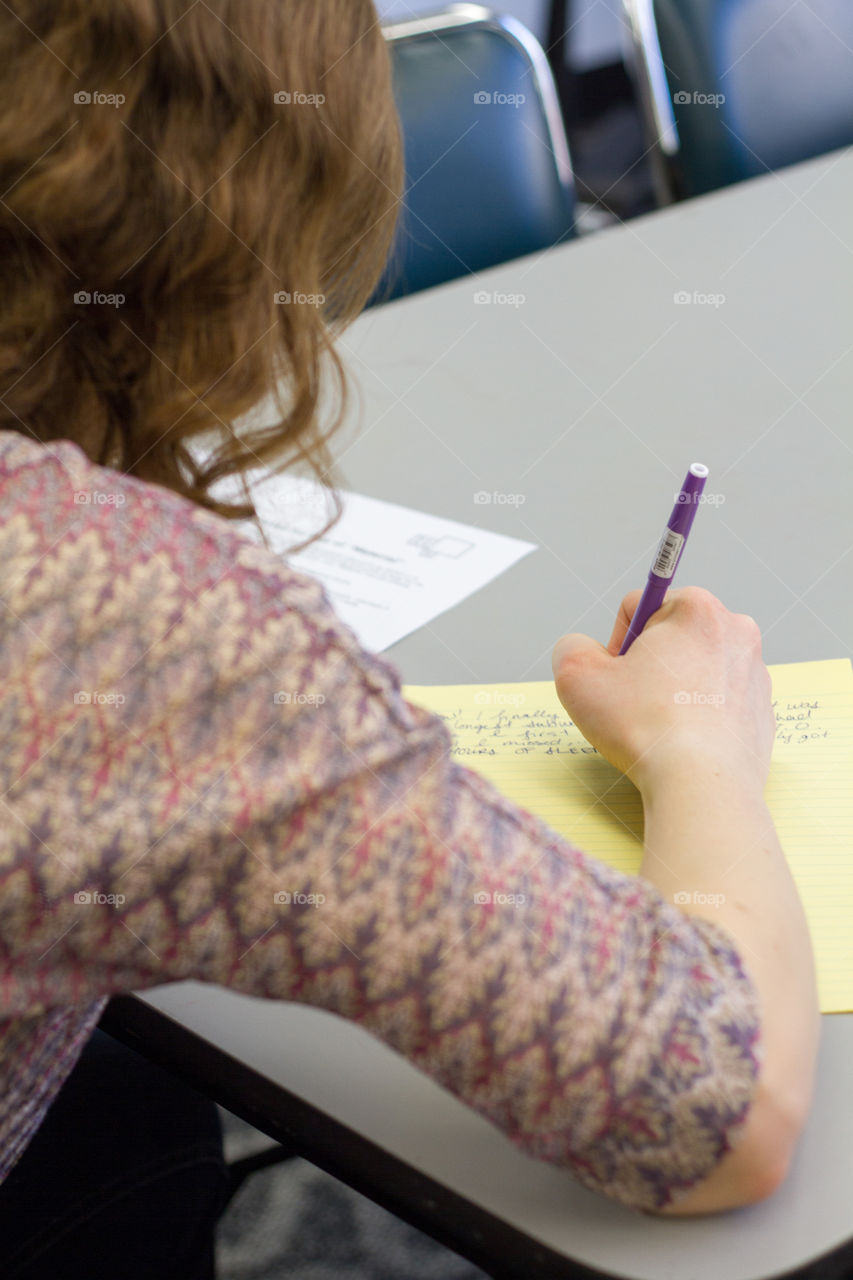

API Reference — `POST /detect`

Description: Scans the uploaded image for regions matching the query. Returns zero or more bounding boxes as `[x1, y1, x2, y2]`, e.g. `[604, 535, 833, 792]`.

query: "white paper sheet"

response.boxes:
[239, 474, 536, 653]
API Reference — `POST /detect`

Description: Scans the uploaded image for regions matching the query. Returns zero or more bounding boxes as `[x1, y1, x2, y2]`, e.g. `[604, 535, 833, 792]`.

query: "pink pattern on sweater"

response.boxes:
[0, 432, 761, 1209]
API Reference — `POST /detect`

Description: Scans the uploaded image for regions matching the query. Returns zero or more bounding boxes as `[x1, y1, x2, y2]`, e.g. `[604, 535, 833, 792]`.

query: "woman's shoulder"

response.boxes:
[0, 429, 412, 730]
[0, 431, 330, 618]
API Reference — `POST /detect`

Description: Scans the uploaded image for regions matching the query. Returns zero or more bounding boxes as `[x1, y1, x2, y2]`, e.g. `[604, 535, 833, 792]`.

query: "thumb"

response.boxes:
[552, 632, 610, 719]
[551, 631, 609, 685]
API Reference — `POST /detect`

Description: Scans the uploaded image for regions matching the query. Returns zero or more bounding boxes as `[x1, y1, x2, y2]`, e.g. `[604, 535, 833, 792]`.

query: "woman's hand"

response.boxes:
[554, 586, 819, 1215]
[552, 586, 776, 794]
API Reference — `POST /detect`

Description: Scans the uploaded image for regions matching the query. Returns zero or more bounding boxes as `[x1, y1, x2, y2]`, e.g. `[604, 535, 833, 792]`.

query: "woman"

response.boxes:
[0, 1, 821, 1276]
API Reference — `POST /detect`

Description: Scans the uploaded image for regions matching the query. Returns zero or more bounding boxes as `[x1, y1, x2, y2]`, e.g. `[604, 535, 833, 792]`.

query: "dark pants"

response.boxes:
[0, 1028, 228, 1279]
[1, 1026, 852, 1280]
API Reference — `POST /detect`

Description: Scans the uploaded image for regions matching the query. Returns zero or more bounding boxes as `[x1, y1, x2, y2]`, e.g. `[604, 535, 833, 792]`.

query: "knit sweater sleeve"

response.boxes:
[0, 433, 761, 1209]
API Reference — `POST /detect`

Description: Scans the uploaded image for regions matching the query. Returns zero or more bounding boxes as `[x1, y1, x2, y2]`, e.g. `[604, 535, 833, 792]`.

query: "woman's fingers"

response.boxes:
[606, 589, 644, 655]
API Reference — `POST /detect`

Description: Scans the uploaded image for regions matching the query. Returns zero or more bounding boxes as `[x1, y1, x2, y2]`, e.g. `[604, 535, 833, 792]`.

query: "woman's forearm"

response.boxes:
[637, 748, 820, 1213]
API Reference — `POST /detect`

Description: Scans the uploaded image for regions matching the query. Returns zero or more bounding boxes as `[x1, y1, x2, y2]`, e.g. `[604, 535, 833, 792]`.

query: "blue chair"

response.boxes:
[622, 0, 853, 201]
[378, 4, 576, 301]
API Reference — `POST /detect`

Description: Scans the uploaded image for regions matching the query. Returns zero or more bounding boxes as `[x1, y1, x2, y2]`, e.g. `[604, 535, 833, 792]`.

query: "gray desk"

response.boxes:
[123, 149, 853, 1280]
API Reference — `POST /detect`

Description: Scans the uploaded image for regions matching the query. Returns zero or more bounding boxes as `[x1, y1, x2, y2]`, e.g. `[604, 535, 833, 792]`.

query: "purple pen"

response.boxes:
[619, 463, 709, 655]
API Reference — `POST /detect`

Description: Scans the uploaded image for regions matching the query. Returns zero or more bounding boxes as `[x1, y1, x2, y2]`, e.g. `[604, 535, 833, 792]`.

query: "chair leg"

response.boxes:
[546, 0, 578, 127]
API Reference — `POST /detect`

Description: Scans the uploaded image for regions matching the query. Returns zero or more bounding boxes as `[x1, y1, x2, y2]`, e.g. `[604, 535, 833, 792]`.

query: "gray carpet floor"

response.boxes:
[217, 1111, 491, 1280]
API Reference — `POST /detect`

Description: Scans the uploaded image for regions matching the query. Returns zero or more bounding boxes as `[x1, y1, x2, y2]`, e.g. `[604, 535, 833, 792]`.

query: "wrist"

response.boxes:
[632, 736, 769, 806]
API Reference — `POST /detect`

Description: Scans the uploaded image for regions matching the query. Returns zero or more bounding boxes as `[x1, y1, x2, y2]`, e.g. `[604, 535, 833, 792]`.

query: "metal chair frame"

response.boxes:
[620, 0, 681, 204]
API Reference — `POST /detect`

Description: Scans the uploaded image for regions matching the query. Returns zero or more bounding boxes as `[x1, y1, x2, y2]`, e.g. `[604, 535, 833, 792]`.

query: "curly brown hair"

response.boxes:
[0, 0, 402, 520]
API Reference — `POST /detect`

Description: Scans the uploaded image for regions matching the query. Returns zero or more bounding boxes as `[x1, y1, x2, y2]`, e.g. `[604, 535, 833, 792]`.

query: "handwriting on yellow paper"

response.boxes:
[405, 659, 853, 1013]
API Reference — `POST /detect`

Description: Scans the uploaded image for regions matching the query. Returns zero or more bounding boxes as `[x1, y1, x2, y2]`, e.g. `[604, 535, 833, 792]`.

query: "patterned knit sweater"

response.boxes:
[0, 430, 761, 1211]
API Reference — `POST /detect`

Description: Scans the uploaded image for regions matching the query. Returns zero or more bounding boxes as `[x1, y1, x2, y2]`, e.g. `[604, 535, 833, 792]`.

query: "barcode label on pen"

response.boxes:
[653, 529, 684, 578]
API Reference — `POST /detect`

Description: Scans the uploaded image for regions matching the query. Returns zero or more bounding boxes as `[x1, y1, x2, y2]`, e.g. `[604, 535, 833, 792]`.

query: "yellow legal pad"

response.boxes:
[405, 659, 853, 1014]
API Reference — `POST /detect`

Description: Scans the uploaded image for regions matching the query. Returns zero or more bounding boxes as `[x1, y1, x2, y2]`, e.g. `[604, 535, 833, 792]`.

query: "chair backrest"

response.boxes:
[378, 4, 575, 301]
[623, 0, 853, 200]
